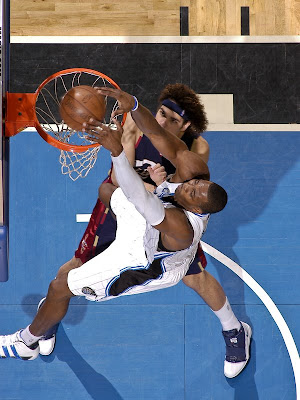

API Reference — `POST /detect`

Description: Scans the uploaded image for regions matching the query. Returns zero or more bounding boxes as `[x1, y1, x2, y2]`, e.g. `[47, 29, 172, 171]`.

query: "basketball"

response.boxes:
[59, 85, 106, 131]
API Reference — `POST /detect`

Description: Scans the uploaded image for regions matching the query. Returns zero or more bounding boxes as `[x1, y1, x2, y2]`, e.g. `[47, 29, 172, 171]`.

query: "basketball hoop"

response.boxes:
[5, 68, 126, 181]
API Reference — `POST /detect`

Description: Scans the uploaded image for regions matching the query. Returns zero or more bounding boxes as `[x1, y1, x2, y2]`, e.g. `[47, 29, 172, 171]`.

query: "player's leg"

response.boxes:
[183, 269, 226, 310]
[182, 262, 252, 378]
[38, 184, 117, 356]
[36, 256, 84, 355]
[0, 258, 79, 361]
[30, 257, 81, 337]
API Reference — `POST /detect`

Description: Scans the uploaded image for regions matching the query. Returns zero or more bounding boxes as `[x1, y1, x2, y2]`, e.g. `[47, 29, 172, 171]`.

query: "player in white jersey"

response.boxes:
[68, 186, 210, 302]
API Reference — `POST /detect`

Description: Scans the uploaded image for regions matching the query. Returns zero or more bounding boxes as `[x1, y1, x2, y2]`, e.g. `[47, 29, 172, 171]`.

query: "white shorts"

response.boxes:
[67, 188, 181, 302]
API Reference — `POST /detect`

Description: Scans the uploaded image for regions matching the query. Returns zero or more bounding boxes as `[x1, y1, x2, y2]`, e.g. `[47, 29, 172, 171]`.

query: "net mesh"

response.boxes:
[59, 146, 100, 181]
[35, 70, 123, 181]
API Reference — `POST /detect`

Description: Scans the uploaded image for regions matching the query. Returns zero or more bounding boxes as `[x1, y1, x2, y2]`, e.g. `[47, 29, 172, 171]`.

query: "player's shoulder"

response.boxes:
[195, 135, 209, 148]
[191, 136, 210, 163]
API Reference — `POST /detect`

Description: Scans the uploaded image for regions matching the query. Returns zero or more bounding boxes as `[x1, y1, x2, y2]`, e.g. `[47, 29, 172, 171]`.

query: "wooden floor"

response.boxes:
[11, 0, 299, 36]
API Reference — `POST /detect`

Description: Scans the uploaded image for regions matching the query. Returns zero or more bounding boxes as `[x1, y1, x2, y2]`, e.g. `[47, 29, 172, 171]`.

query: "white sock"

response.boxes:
[20, 325, 42, 346]
[212, 297, 241, 332]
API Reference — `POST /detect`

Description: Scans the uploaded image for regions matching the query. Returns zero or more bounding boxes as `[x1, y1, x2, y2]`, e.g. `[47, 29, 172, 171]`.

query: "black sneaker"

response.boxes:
[223, 321, 252, 378]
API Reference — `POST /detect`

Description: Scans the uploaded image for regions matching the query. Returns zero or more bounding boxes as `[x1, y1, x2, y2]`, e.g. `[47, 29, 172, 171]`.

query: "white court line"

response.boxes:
[76, 214, 92, 222]
[200, 241, 300, 398]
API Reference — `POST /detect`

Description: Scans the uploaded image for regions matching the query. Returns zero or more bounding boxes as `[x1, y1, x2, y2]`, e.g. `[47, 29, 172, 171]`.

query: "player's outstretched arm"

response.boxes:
[94, 87, 188, 167]
[94, 87, 209, 181]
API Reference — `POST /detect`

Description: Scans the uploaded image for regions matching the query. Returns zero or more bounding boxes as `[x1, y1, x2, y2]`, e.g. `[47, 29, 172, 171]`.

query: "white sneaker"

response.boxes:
[0, 330, 39, 360]
[39, 336, 56, 356]
[37, 297, 58, 356]
[223, 321, 252, 378]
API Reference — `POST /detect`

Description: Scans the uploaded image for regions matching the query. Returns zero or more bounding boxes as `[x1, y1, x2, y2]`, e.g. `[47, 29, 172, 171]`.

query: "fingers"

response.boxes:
[82, 118, 120, 133]
[94, 86, 135, 116]
[151, 163, 163, 171]
[94, 87, 125, 117]
[82, 121, 107, 144]
[147, 164, 167, 179]
[82, 117, 103, 130]
[95, 87, 125, 116]
[94, 87, 120, 98]
[112, 117, 122, 133]
[82, 117, 124, 146]
[111, 109, 124, 119]
[85, 129, 105, 144]
[149, 163, 166, 175]
[147, 163, 167, 187]
[82, 122, 104, 135]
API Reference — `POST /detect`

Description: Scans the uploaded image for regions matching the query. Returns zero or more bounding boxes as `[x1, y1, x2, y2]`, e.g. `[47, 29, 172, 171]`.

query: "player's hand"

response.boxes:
[94, 87, 136, 118]
[82, 118, 124, 157]
[147, 163, 167, 186]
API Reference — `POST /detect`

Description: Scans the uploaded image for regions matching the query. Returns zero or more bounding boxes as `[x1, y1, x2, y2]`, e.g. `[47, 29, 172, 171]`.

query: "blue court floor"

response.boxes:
[0, 129, 299, 399]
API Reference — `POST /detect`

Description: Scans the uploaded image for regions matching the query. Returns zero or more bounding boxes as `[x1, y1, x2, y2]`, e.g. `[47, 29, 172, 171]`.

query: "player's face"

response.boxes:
[174, 179, 210, 213]
[155, 105, 188, 136]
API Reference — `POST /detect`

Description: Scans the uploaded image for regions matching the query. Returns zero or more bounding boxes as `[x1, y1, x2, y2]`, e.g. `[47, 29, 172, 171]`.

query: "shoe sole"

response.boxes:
[0, 354, 38, 361]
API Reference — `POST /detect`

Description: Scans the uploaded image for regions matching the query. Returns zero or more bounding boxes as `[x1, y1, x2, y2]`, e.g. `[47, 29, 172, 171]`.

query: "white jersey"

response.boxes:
[68, 186, 209, 302]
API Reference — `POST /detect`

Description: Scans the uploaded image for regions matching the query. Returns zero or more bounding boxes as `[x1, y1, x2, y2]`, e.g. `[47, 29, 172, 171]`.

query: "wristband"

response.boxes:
[131, 96, 139, 112]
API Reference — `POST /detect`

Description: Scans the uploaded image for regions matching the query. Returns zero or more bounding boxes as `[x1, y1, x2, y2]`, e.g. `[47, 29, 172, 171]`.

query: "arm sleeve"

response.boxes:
[111, 150, 165, 226]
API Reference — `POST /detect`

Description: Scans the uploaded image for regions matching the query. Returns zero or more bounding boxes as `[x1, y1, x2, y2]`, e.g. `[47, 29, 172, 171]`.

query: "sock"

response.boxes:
[20, 325, 43, 347]
[212, 297, 241, 332]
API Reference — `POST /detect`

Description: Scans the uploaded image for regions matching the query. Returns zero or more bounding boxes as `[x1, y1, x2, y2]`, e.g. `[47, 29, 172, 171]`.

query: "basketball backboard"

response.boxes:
[0, 0, 9, 281]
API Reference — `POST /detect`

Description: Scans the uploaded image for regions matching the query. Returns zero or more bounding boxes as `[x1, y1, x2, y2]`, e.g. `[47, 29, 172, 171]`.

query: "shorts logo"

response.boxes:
[82, 287, 96, 296]
[80, 235, 88, 254]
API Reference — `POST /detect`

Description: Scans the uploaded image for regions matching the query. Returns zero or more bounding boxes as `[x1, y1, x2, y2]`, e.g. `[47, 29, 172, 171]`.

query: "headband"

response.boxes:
[161, 99, 190, 121]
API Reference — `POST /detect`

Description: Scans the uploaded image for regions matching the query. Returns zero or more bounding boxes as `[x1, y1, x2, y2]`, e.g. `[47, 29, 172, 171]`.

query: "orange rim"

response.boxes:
[34, 68, 127, 153]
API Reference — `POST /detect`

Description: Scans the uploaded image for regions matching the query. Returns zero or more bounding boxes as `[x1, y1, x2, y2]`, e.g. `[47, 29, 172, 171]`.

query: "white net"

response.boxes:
[35, 69, 123, 181]
[59, 146, 100, 181]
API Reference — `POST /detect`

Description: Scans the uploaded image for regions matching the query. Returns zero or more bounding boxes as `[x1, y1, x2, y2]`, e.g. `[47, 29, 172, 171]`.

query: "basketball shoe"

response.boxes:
[223, 321, 252, 378]
[0, 330, 39, 360]
[37, 297, 59, 356]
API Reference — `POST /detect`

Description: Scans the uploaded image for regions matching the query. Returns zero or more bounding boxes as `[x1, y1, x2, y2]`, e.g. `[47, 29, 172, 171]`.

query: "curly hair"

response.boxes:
[158, 83, 208, 135]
